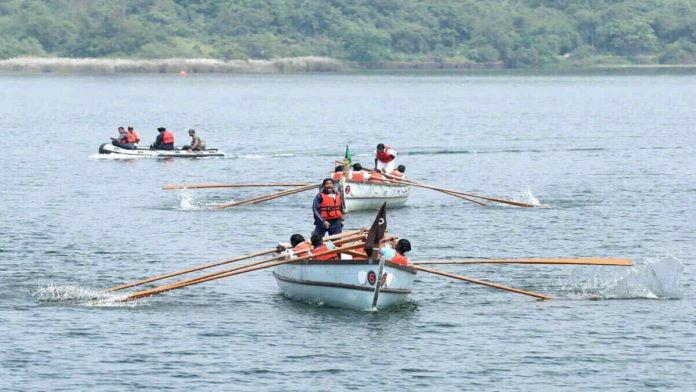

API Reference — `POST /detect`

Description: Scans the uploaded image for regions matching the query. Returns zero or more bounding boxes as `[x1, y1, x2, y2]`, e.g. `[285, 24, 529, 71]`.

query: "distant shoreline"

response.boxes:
[1, 56, 696, 74]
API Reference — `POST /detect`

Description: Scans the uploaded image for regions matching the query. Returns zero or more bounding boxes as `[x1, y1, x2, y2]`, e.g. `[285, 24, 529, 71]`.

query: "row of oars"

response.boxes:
[105, 229, 366, 302]
[164, 182, 318, 210]
[103, 224, 632, 302]
[162, 175, 537, 210]
[369, 170, 539, 208]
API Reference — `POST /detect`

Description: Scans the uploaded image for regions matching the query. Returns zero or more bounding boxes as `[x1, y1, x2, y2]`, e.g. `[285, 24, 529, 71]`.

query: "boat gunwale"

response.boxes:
[284, 258, 417, 274]
[342, 179, 411, 188]
[272, 271, 413, 294]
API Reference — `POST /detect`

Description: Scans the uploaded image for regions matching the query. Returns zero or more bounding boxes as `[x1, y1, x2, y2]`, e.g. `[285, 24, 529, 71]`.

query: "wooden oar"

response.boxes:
[152, 233, 366, 291]
[120, 241, 367, 302]
[412, 258, 633, 266]
[415, 265, 553, 300]
[119, 232, 366, 296]
[380, 172, 538, 208]
[212, 184, 317, 209]
[249, 184, 317, 204]
[104, 229, 362, 292]
[103, 248, 277, 292]
[162, 183, 313, 190]
[438, 189, 488, 206]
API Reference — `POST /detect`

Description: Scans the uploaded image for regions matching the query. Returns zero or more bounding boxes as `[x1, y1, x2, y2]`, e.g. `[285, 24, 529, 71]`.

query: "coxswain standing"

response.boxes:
[312, 178, 345, 237]
[374, 143, 397, 173]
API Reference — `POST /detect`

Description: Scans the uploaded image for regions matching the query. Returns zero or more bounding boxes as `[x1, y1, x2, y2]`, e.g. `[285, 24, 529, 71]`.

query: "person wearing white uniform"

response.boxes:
[374, 143, 397, 173]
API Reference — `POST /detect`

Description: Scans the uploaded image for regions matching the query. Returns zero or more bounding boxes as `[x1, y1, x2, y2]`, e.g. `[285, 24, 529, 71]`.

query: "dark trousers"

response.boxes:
[314, 219, 343, 237]
[112, 141, 135, 149]
[151, 143, 174, 150]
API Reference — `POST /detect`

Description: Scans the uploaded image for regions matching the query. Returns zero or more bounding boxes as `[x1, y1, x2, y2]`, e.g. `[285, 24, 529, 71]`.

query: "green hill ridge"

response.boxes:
[2, 0, 696, 68]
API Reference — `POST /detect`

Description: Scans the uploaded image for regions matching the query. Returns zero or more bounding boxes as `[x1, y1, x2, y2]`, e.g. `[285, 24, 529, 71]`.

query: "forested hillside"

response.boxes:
[1, 0, 696, 67]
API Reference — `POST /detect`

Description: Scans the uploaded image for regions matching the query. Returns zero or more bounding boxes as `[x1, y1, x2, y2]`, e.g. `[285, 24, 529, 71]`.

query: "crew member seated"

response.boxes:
[350, 163, 370, 181]
[389, 164, 407, 179]
[332, 165, 344, 181]
[291, 233, 311, 257]
[127, 126, 140, 145]
[111, 127, 136, 149]
[150, 127, 175, 150]
[379, 238, 411, 266]
[309, 233, 336, 261]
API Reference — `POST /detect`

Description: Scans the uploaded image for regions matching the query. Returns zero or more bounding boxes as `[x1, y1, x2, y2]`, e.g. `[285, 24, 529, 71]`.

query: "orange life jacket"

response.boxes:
[332, 172, 343, 180]
[124, 131, 137, 144]
[390, 252, 408, 266]
[312, 245, 335, 260]
[370, 172, 386, 183]
[130, 131, 140, 143]
[351, 171, 366, 181]
[319, 192, 342, 220]
[162, 131, 174, 144]
[293, 242, 311, 257]
[389, 171, 402, 178]
[376, 146, 395, 163]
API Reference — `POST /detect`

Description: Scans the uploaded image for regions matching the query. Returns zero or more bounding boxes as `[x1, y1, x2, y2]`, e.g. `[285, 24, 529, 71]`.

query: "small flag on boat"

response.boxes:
[364, 202, 387, 258]
[344, 145, 352, 165]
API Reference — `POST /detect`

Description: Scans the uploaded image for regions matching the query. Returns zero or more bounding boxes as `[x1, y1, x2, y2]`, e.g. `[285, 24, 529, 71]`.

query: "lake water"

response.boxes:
[0, 72, 694, 391]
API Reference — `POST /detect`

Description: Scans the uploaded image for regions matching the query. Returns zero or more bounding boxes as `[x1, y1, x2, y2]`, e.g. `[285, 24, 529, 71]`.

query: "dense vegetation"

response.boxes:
[1, 0, 696, 67]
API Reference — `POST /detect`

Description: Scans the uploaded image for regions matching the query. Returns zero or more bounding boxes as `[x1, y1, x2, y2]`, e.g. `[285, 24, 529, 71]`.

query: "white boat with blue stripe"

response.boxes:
[341, 179, 411, 212]
[274, 258, 416, 311]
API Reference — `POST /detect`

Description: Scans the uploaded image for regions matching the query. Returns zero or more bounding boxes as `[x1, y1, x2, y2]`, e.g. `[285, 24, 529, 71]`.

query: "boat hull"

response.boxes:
[98, 143, 225, 158]
[274, 260, 416, 310]
[341, 180, 411, 212]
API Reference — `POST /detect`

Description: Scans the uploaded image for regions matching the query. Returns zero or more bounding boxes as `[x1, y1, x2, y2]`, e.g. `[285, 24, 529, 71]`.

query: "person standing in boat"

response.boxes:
[312, 178, 345, 237]
[150, 127, 175, 150]
[374, 143, 397, 173]
[183, 129, 206, 151]
[111, 126, 136, 149]
[126, 126, 140, 146]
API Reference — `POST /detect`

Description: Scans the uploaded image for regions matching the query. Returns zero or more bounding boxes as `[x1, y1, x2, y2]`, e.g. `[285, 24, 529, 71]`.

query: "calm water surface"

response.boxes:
[0, 73, 694, 391]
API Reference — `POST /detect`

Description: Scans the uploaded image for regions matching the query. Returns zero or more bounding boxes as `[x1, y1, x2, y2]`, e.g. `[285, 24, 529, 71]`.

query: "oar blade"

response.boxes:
[412, 258, 633, 266]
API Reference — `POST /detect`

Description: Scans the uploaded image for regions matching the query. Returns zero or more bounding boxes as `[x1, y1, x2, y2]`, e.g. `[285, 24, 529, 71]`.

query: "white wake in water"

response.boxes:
[512, 186, 543, 207]
[176, 190, 202, 210]
[561, 255, 685, 300]
[31, 283, 131, 306]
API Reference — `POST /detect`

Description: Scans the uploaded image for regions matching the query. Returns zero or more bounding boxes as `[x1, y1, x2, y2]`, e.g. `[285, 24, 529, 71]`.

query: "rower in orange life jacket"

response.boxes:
[374, 143, 397, 173]
[313, 178, 344, 237]
[332, 164, 344, 181]
[349, 163, 370, 182]
[288, 234, 311, 257]
[151, 127, 175, 150]
[388, 164, 407, 179]
[379, 238, 411, 266]
[309, 233, 337, 261]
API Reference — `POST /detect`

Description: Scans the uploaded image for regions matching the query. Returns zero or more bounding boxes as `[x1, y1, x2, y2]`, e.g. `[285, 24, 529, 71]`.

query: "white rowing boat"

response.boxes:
[273, 258, 416, 310]
[341, 179, 411, 212]
[98, 143, 225, 158]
